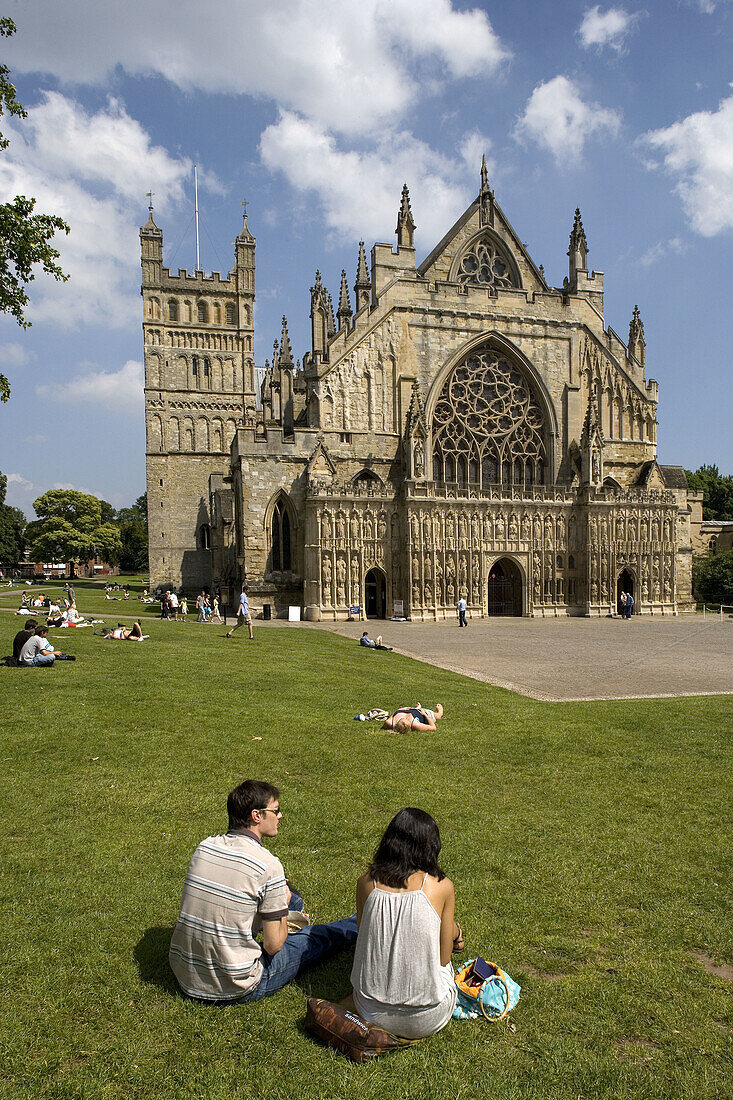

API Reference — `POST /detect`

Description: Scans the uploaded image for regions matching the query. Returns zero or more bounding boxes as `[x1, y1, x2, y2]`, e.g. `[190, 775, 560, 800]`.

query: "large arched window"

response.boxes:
[271, 499, 292, 571]
[431, 344, 547, 491]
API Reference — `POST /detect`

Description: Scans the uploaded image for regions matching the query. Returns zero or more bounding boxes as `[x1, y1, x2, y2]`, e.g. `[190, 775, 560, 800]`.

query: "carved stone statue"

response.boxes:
[322, 511, 332, 539]
[413, 436, 424, 478]
[321, 557, 332, 603]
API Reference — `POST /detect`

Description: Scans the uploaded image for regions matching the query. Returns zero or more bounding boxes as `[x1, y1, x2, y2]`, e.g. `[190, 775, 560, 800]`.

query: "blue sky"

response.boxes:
[1, 0, 731, 519]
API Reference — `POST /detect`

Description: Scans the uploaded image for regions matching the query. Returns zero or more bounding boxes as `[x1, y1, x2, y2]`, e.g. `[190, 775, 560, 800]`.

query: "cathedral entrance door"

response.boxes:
[365, 567, 387, 619]
[617, 569, 634, 615]
[487, 558, 522, 616]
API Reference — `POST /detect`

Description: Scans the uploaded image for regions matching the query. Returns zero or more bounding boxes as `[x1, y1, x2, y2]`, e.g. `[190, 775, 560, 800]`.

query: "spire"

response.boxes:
[272, 338, 280, 370]
[237, 205, 255, 243]
[396, 183, 415, 248]
[354, 240, 371, 311]
[567, 208, 588, 289]
[479, 155, 494, 227]
[628, 304, 646, 368]
[279, 315, 293, 368]
[337, 269, 352, 329]
[327, 293, 336, 338]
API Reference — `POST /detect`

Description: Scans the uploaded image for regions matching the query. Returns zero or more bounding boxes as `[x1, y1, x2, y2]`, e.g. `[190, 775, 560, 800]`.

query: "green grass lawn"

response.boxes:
[1, 617, 731, 1099]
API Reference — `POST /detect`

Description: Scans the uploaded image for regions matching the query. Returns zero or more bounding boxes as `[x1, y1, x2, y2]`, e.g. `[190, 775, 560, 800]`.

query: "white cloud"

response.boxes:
[578, 6, 639, 52]
[35, 359, 144, 413]
[6, 472, 34, 491]
[6, 1, 508, 137]
[639, 236, 686, 267]
[260, 112, 487, 246]
[0, 343, 34, 367]
[515, 75, 621, 163]
[0, 93, 201, 328]
[642, 94, 733, 236]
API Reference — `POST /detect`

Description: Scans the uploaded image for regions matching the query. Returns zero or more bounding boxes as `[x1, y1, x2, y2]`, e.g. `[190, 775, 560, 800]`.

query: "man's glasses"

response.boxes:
[255, 807, 283, 817]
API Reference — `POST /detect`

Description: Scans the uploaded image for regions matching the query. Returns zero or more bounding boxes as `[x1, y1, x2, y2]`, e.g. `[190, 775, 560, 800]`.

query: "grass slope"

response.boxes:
[1, 617, 731, 1099]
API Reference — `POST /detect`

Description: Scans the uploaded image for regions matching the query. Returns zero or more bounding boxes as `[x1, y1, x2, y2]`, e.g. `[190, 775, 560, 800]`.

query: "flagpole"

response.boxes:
[194, 164, 200, 270]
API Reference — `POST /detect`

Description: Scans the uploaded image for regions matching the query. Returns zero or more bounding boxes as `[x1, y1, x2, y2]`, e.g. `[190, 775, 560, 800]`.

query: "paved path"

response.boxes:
[283, 613, 733, 701]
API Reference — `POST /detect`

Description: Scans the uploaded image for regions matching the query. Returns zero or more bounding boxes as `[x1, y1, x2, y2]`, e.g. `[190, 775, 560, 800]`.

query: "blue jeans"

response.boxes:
[242, 911, 358, 1002]
[31, 653, 55, 666]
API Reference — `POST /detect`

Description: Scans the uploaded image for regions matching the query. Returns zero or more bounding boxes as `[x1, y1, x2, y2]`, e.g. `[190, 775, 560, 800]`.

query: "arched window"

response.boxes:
[213, 302, 221, 324]
[226, 303, 236, 325]
[432, 343, 547, 494]
[454, 232, 520, 291]
[271, 499, 292, 571]
[469, 457, 479, 484]
[168, 299, 178, 322]
[568, 554, 575, 569]
[199, 524, 211, 551]
[197, 300, 208, 324]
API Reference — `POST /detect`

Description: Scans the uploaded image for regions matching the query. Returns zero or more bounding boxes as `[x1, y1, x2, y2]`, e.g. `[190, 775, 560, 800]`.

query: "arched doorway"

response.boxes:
[617, 569, 634, 616]
[487, 558, 523, 616]
[365, 567, 387, 619]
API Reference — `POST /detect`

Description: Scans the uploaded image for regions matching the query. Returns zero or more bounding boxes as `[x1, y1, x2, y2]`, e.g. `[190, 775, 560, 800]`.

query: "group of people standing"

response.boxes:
[170, 780, 461, 1040]
[619, 591, 635, 619]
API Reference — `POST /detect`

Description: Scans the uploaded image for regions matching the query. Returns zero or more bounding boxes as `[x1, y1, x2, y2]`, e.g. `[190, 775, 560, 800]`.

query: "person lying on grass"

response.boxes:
[102, 621, 145, 640]
[349, 807, 464, 1039]
[169, 779, 357, 1003]
[382, 703, 443, 732]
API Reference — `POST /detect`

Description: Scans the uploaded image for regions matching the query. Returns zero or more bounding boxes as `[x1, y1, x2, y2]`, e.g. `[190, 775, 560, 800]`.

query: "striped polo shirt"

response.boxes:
[169, 829, 288, 1000]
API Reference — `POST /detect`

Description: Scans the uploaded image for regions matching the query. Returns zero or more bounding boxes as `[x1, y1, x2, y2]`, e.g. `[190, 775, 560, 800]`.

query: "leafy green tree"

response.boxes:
[0, 469, 25, 562]
[117, 493, 148, 572]
[0, 18, 70, 403]
[27, 489, 121, 571]
[685, 465, 733, 521]
[693, 550, 733, 605]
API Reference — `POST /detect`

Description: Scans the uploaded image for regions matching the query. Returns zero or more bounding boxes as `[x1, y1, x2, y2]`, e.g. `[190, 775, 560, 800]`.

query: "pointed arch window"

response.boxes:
[198, 300, 208, 324]
[432, 343, 547, 493]
[454, 233, 520, 291]
[271, 499, 292, 572]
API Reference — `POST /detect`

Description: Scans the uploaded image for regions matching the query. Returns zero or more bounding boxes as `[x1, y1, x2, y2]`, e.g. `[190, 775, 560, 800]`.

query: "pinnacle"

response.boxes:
[398, 183, 414, 227]
[337, 269, 352, 326]
[355, 240, 369, 286]
[480, 153, 489, 191]
[280, 315, 293, 367]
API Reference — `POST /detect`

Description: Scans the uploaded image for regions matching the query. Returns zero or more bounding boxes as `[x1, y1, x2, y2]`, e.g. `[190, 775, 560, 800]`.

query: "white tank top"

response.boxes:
[350, 876, 446, 1007]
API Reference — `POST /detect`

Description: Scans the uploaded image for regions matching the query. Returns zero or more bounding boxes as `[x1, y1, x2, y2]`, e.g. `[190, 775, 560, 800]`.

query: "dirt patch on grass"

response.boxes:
[614, 1038, 657, 1062]
[691, 950, 733, 980]
[522, 965, 565, 982]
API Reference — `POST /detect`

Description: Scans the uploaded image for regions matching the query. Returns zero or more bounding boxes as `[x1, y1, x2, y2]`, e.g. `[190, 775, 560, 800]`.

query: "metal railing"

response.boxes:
[698, 602, 733, 618]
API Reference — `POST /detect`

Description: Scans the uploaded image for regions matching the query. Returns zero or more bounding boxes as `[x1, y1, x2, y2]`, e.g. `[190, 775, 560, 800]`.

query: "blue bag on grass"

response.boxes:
[453, 958, 521, 1021]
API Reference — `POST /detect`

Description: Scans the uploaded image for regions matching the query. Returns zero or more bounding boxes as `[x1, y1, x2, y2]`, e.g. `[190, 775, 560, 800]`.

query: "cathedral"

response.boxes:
[141, 161, 696, 620]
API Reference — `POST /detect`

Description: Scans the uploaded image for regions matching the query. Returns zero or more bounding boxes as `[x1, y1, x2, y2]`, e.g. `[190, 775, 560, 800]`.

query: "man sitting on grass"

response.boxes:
[12, 618, 38, 664]
[359, 631, 392, 651]
[169, 780, 357, 1003]
[19, 625, 76, 666]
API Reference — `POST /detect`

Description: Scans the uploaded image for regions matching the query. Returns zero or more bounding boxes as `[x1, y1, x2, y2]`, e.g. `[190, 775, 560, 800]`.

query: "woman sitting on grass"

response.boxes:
[350, 807, 463, 1039]
[382, 703, 443, 733]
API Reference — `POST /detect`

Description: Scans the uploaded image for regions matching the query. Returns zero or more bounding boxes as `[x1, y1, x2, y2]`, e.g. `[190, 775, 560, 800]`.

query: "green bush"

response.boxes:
[692, 549, 733, 603]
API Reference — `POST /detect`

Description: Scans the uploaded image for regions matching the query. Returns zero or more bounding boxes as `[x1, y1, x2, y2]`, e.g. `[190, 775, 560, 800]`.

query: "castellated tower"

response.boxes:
[140, 204, 256, 589]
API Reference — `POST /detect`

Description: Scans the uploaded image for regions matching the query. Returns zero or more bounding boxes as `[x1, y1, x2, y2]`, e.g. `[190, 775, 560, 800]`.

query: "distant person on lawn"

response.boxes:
[169, 780, 358, 1002]
[359, 631, 392, 650]
[226, 586, 254, 639]
[382, 704, 444, 733]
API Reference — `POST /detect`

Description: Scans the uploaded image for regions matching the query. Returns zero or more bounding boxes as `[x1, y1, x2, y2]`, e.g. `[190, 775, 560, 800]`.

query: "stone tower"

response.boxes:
[140, 204, 257, 589]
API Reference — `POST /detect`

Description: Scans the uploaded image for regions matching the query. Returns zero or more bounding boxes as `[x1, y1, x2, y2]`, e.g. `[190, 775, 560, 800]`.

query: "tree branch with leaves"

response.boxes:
[0, 18, 70, 403]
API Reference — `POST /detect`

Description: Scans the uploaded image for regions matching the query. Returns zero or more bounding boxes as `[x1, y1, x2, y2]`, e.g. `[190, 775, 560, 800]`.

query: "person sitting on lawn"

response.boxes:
[359, 631, 392, 651]
[12, 618, 38, 664]
[382, 703, 443, 733]
[19, 625, 76, 665]
[169, 779, 358, 1003]
[350, 807, 462, 1038]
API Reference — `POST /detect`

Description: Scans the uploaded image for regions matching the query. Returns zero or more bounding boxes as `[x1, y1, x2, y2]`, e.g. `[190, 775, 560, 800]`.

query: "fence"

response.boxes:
[698, 603, 733, 618]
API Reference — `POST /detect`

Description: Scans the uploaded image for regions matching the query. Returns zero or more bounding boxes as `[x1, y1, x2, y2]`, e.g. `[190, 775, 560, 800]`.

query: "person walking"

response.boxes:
[226, 586, 254, 639]
[457, 594, 467, 628]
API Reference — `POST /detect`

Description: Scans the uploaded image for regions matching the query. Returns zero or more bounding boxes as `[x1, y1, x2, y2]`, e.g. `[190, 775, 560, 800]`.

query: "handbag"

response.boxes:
[453, 957, 521, 1022]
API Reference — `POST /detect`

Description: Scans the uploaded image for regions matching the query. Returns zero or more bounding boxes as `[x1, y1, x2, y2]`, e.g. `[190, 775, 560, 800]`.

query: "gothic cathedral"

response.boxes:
[141, 161, 695, 619]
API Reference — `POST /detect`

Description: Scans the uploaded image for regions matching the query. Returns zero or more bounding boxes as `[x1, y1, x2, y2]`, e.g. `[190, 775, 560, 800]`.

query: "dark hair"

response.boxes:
[227, 779, 280, 830]
[24, 618, 38, 630]
[35, 625, 49, 636]
[369, 807, 445, 888]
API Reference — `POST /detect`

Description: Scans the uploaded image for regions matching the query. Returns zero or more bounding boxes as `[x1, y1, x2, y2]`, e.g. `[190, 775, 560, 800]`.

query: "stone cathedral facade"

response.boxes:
[141, 163, 696, 620]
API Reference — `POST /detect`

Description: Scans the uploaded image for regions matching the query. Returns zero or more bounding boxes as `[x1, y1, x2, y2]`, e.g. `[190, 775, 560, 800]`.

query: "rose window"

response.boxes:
[456, 235, 518, 291]
[432, 347, 546, 488]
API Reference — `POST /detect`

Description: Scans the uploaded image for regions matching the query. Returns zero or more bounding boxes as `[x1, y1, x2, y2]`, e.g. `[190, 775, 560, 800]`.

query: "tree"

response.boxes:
[0, 18, 70, 403]
[685, 465, 733, 521]
[117, 493, 148, 572]
[26, 489, 121, 571]
[0, 469, 25, 563]
[693, 551, 733, 605]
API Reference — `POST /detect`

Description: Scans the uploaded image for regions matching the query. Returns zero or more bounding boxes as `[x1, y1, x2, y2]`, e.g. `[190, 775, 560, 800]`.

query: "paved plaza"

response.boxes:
[293, 613, 733, 701]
